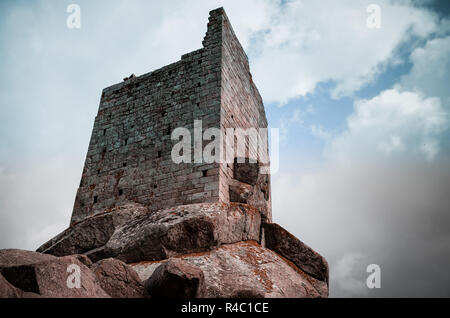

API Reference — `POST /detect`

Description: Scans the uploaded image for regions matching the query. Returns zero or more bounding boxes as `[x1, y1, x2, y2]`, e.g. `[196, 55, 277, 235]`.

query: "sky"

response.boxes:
[1, 0, 450, 297]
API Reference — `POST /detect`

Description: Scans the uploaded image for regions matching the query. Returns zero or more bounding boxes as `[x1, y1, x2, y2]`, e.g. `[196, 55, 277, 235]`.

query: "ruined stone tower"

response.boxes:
[30, 8, 328, 298]
[71, 7, 271, 226]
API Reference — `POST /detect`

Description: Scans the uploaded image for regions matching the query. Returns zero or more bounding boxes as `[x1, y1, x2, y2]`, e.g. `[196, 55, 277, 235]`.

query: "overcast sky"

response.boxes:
[1, 0, 449, 297]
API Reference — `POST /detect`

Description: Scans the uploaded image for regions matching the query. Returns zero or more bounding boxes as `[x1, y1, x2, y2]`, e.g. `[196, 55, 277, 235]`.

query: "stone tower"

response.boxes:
[71, 7, 271, 226]
[32, 8, 328, 298]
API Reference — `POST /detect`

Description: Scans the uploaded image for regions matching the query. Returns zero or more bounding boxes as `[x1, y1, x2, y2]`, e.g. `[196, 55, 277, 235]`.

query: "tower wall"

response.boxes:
[70, 8, 271, 225]
[218, 9, 272, 221]
[71, 13, 224, 225]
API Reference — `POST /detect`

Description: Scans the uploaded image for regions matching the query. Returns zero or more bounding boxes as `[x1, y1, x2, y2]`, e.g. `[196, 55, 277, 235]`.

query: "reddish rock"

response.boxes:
[0, 249, 57, 269]
[0, 250, 51, 298]
[263, 223, 329, 284]
[0, 249, 109, 298]
[144, 258, 205, 298]
[229, 179, 253, 203]
[29, 256, 109, 298]
[132, 241, 327, 298]
[91, 258, 146, 298]
[72, 254, 93, 267]
[87, 202, 261, 263]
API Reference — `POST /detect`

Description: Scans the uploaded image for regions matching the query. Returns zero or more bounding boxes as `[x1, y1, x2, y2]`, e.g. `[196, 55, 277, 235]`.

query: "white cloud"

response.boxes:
[333, 253, 369, 297]
[310, 125, 331, 139]
[399, 35, 450, 105]
[249, 0, 439, 104]
[329, 89, 448, 162]
[279, 108, 303, 142]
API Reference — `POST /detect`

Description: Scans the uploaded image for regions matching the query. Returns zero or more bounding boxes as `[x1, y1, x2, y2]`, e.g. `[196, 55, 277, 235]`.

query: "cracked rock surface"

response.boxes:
[133, 241, 327, 298]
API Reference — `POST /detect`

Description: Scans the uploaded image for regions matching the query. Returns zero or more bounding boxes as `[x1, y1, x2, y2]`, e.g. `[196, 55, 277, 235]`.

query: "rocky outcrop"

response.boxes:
[0, 249, 57, 268]
[144, 258, 205, 298]
[85, 202, 261, 263]
[1, 205, 328, 298]
[0, 249, 151, 298]
[37, 204, 148, 256]
[133, 241, 327, 298]
[263, 223, 329, 284]
[0, 249, 109, 298]
[2, 202, 328, 299]
[91, 258, 146, 298]
[0, 201, 328, 299]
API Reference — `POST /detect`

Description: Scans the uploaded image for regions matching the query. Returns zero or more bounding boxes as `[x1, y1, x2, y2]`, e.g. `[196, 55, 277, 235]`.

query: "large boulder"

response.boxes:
[144, 258, 205, 298]
[91, 258, 146, 298]
[132, 241, 327, 298]
[0, 249, 55, 298]
[263, 223, 329, 285]
[0, 249, 109, 298]
[0, 249, 57, 268]
[87, 202, 261, 263]
[37, 203, 148, 257]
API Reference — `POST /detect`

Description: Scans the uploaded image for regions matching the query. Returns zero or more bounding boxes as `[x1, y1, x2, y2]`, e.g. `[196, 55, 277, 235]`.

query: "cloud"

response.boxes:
[332, 253, 370, 297]
[0, 157, 81, 250]
[310, 125, 331, 139]
[399, 35, 450, 105]
[273, 157, 450, 297]
[279, 108, 303, 142]
[0, 0, 441, 162]
[249, 0, 439, 104]
[329, 89, 448, 162]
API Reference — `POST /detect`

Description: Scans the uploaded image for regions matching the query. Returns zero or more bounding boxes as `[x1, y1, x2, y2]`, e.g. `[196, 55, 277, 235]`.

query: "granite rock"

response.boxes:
[87, 202, 261, 263]
[263, 223, 329, 284]
[132, 241, 327, 298]
[0, 249, 109, 298]
[144, 258, 205, 298]
[91, 258, 146, 298]
[37, 203, 148, 256]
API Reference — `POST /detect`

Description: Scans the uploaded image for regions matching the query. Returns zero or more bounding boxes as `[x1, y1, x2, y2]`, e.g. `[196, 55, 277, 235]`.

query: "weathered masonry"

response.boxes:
[71, 8, 271, 225]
